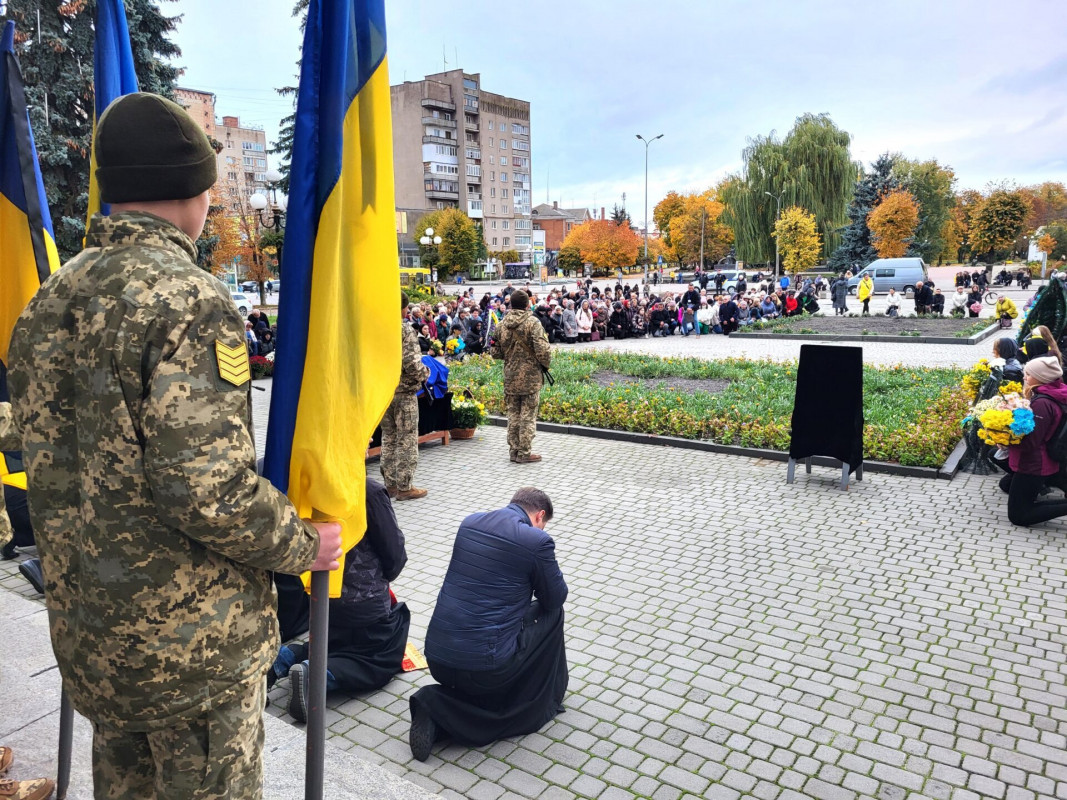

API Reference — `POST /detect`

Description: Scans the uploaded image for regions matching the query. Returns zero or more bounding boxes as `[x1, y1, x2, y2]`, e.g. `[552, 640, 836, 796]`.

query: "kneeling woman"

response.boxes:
[999, 356, 1067, 526]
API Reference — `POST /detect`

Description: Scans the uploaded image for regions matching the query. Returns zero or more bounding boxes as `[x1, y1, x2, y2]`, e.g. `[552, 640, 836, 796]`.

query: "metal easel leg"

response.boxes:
[840, 463, 850, 490]
[56, 689, 73, 800]
[805, 457, 812, 474]
[786, 458, 796, 484]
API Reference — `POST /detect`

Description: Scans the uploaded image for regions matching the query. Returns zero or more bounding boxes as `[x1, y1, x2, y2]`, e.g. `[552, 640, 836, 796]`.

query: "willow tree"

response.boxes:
[721, 113, 857, 265]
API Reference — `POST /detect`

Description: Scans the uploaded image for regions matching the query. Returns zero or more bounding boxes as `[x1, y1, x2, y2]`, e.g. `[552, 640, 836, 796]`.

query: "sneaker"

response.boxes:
[395, 487, 428, 501]
[18, 559, 44, 595]
[409, 705, 436, 762]
[515, 453, 542, 463]
[287, 662, 309, 724]
[0, 778, 56, 800]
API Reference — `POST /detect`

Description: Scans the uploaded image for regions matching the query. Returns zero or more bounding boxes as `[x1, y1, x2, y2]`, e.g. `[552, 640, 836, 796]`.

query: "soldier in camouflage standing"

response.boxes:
[491, 290, 552, 463]
[380, 292, 431, 501]
[7, 93, 344, 799]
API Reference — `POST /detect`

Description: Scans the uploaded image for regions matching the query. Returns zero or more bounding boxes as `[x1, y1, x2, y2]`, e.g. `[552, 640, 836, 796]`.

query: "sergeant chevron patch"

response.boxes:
[215, 340, 251, 386]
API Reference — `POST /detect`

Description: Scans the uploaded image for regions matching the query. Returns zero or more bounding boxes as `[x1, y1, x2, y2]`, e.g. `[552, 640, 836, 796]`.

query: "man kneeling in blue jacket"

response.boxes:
[409, 487, 568, 761]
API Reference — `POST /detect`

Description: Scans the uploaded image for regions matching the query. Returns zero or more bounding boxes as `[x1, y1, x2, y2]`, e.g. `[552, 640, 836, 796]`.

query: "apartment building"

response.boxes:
[175, 88, 270, 216]
[391, 70, 532, 258]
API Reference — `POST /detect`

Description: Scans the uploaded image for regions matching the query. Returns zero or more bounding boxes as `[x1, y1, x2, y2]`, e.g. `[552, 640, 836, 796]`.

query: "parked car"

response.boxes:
[231, 293, 251, 315]
[847, 257, 929, 296]
[240, 280, 258, 293]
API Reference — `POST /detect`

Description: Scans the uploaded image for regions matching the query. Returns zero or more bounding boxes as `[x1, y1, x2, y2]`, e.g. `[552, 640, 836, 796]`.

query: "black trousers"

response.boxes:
[411, 603, 568, 747]
[999, 472, 1067, 527]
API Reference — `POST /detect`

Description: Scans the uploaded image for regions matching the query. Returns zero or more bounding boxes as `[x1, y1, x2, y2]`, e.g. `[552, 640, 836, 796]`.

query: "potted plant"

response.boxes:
[249, 354, 274, 379]
[450, 396, 487, 440]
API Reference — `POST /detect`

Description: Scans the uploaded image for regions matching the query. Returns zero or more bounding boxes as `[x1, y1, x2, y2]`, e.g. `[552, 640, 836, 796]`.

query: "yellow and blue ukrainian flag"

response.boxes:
[86, 0, 139, 223]
[0, 20, 60, 368]
[264, 0, 400, 596]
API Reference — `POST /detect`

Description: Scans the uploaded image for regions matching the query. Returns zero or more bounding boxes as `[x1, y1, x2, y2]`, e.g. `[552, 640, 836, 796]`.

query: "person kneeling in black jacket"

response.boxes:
[271, 478, 410, 722]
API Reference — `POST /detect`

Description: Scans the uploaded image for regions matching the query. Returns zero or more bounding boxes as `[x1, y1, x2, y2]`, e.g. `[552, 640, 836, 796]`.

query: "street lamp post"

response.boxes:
[764, 190, 783, 280]
[636, 133, 664, 282]
[419, 227, 442, 284]
[249, 169, 288, 287]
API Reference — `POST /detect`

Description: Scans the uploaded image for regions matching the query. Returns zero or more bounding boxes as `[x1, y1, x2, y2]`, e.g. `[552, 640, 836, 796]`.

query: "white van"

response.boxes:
[847, 258, 928, 296]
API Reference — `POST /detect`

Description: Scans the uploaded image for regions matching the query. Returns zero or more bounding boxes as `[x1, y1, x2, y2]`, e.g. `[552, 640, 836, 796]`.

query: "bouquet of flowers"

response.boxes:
[960, 358, 992, 399]
[429, 339, 444, 356]
[962, 392, 1035, 447]
[451, 397, 487, 429]
[249, 355, 274, 379]
[970, 302, 983, 315]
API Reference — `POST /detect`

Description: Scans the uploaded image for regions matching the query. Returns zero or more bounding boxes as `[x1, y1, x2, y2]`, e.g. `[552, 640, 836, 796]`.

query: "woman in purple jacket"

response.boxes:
[999, 356, 1067, 526]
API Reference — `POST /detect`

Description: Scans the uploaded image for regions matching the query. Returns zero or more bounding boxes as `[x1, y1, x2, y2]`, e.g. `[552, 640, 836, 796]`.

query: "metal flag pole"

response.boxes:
[56, 689, 73, 799]
[305, 569, 330, 799]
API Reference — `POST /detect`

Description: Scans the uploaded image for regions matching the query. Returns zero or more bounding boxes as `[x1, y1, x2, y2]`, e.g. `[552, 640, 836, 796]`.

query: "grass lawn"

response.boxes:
[449, 351, 971, 467]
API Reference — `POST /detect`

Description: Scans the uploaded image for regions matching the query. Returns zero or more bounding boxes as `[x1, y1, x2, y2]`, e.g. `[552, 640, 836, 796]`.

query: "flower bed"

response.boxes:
[449, 352, 970, 468]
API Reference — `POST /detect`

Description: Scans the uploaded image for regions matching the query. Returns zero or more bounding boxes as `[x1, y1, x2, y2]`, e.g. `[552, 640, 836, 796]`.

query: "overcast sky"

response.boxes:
[171, 0, 1067, 229]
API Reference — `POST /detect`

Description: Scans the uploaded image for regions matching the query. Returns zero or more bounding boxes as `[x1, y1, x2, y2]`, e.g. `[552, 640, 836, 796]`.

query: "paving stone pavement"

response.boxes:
[7, 376, 1067, 800]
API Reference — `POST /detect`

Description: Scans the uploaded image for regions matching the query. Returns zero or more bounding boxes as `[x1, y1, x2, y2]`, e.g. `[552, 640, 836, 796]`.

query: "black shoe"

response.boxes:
[266, 666, 278, 692]
[1, 540, 16, 560]
[287, 662, 308, 724]
[19, 558, 44, 595]
[409, 705, 436, 762]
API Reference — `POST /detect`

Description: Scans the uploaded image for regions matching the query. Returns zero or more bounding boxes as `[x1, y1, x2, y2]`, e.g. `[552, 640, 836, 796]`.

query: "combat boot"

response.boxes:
[395, 487, 428, 501]
[385, 486, 398, 499]
[515, 453, 542, 463]
[0, 777, 56, 800]
[18, 559, 44, 595]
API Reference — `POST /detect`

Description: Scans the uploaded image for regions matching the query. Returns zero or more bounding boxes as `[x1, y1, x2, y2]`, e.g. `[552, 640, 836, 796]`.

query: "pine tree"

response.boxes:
[270, 0, 309, 194]
[1, 0, 181, 260]
[828, 154, 900, 271]
[611, 204, 630, 226]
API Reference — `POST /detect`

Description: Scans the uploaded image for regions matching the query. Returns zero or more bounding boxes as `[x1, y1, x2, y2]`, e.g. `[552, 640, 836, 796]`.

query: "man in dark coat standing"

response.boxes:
[914, 280, 935, 315]
[408, 488, 568, 761]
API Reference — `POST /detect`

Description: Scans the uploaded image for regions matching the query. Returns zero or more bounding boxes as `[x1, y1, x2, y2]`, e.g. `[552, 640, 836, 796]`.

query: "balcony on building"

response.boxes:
[426, 187, 459, 201]
[464, 118, 479, 132]
[468, 199, 483, 219]
[465, 148, 481, 161]
[422, 115, 456, 128]
[421, 96, 455, 112]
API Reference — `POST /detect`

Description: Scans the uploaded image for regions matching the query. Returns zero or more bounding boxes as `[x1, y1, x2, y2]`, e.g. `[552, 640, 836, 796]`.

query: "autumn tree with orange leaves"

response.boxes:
[561, 219, 642, 275]
[867, 190, 920, 258]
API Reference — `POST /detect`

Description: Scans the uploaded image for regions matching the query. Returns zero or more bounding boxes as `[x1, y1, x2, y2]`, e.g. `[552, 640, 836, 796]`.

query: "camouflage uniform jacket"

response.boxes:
[491, 309, 552, 395]
[396, 320, 430, 396]
[0, 402, 18, 548]
[8, 212, 319, 731]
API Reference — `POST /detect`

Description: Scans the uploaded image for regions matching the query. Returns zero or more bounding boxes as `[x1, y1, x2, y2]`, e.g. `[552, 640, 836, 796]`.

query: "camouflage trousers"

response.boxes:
[506, 392, 541, 458]
[90, 679, 264, 800]
[380, 392, 419, 491]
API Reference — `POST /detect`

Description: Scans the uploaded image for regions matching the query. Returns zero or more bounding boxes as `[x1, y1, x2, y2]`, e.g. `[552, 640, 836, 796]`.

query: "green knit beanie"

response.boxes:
[95, 92, 217, 203]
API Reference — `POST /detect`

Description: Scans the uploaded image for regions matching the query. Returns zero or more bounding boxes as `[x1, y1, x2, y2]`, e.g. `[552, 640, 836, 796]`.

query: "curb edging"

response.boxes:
[487, 416, 961, 480]
[730, 323, 1000, 345]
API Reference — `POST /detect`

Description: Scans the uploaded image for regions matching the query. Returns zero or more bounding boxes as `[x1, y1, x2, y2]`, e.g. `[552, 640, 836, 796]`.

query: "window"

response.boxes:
[503, 237, 510, 246]
[227, 171, 237, 180]
[500, 156, 508, 166]
[490, 171, 496, 181]
[515, 219, 531, 230]
[512, 140, 530, 152]
[435, 144, 457, 156]
[466, 164, 480, 177]
[490, 188, 496, 198]
[464, 94, 478, 109]
[243, 156, 253, 166]
[488, 137, 494, 147]
[875, 268, 896, 277]
[515, 157, 530, 168]
[516, 235, 531, 246]
[226, 140, 233, 149]
[511, 123, 529, 135]
[492, 237, 498, 246]
[433, 164, 458, 175]
[488, 121, 493, 131]
[502, 204, 509, 214]
[256, 158, 266, 168]
[489, 155, 494, 165]
[465, 147, 480, 159]
[491, 220, 497, 230]
[502, 188, 509, 199]
[502, 220, 510, 230]
[463, 77, 478, 90]
[491, 204, 496, 213]
[501, 172, 509, 182]
[500, 139, 507, 149]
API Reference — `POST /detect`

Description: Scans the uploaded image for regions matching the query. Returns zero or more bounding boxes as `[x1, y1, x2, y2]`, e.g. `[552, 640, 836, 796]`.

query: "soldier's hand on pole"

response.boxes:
[307, 521, 343, 571]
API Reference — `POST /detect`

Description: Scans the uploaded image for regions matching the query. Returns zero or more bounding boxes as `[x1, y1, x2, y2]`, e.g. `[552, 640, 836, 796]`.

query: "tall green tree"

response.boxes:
[892, 159, 957, 264]
[970, 189, 1032, 259]
[720, 113, 856, 264]
[270, 0, 310, 194]
[413, 208, 480, 278]
[1, 0, 181, 260]
[828, 154, 900, 270]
